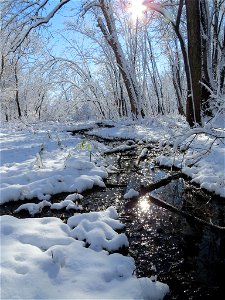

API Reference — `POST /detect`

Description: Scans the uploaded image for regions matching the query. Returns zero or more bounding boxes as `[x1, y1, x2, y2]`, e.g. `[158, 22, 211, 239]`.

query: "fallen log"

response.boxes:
[141, 173, 183, 192]
[105, 183, 127, 188]
[148, 194, 225, 233]
[103, 144, 138, 154]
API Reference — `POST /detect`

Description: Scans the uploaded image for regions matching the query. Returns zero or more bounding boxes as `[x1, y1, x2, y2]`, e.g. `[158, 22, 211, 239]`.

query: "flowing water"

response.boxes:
[1, 133, 225, 299]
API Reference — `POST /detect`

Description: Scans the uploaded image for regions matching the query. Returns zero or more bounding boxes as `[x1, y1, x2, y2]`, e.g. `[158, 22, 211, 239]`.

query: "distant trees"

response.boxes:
[0, 0, 224, 124]
[82, 0, 141, 118]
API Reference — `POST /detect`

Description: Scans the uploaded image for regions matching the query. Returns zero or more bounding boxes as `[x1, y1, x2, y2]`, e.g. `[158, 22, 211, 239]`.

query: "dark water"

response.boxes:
[1, 136, 225, 299]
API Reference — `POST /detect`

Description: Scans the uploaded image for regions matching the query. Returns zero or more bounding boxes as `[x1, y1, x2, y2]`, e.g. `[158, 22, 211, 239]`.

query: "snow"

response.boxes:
[0, 123, 108, 204]
[85, 115, 225, 198]
[50, 193, 83, 210]
[51, 199, 83, 211]
[1, 212, 169, 300]
[139, 147, 148, 158]
[157, 118, 225, 197]
[1, 115, 223, 200]
[68, 207, 129, 252]
[68, 206, 123, 230]
[14, 200, 51, 215]
[87, 115, 187, 143]
[124, 188, 140, 199]
[1, 115, 224, 299]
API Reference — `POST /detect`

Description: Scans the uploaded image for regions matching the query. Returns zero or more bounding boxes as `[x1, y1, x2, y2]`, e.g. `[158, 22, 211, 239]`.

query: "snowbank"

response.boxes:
[0, 124, 108, 204]
[87, 115, 188, 143]
[1, 211, 169, 299]
[68, 207, 128, 252]
[157, 126, 225, 197]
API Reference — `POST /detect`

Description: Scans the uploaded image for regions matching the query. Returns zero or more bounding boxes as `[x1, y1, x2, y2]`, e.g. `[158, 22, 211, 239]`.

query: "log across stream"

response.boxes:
[1, 132, 225, 299]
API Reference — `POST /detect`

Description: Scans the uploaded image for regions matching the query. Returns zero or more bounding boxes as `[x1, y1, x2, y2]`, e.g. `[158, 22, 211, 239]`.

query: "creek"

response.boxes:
[1, 131, 225, 299]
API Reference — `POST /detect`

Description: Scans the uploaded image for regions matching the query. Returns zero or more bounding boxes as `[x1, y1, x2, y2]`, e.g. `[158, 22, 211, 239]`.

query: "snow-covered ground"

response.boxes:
[2, 115, 223, 200]
[0, 120, 170, 299]
[87, 115, 188, 142]
[0, 122, 109, 204]
[157, 129, 225, 197]
[1, 209, 169, 299]
[1, 115, 224, 299]
[86, 115, 225, 198]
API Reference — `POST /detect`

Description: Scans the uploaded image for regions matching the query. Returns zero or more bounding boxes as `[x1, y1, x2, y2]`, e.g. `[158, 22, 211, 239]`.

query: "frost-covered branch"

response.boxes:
[3, 0, 71, 52]
[173, 125, 225, 153]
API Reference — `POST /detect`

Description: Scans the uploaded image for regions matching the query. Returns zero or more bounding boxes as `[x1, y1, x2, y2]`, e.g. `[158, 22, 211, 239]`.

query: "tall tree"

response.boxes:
[185, 0, 202, 125]
[83, 0, 140, 118]
[143, 0, 202, 126]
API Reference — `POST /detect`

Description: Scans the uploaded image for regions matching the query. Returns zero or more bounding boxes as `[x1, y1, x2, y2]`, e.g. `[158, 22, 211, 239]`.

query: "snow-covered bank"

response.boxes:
[1, 209, 169, 299]
[157, 124, 225, 198]
[85, 116, 225, 198]
[0, 123, 108, 204]
[1, 116, 224, 299]
[87, 115, 188, 142]
[0, 115, 224, 205]
[0, 121, 171, 299]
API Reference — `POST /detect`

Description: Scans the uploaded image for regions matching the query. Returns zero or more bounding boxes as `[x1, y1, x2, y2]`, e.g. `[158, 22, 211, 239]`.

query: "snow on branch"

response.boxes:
[80, 0, 100, 17]
[173, 125, 225, 153]
[10, 0, 71, 52]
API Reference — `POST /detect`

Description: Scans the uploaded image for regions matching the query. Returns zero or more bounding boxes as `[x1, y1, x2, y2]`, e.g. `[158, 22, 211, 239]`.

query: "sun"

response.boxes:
[127, 0, 146, 21]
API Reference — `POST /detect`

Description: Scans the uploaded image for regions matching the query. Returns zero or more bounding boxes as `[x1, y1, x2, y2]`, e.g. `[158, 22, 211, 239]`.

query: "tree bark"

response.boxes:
[200, 0, 213, 115]
[186, 0, 202, 126]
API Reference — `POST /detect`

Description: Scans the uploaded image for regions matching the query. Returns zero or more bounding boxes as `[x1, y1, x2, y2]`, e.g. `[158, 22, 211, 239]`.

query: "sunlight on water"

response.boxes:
[138, 196, 150, 212]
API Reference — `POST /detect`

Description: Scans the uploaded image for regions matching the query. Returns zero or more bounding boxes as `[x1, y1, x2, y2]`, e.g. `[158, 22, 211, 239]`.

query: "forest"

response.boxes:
[0, 0, 225, 299]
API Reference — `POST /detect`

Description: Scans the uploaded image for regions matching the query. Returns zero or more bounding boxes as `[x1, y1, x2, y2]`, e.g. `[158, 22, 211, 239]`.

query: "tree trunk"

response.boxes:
[14, 65, 22, 118]
[97, 0, 139, 118]
[186, 0, 202, 126]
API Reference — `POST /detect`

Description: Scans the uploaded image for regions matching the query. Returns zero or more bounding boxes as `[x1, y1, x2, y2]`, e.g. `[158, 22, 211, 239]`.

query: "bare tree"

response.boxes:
[1, 0, 70, 53]
[82, 0, 140, 118]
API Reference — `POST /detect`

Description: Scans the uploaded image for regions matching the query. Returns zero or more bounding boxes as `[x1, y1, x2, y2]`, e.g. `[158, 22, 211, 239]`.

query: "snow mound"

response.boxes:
[124, 188, 139, 199]
[1, 214, 169, 299]
[50, 192, 84, 211]
[68, 206, 122, 230]
[51, 199, 83, 211]
[0, 125, 108, 204]
[14, 200, 51, 215]
[64, 158, 94, 170]
[64, 192, 83, 201]
[68, 207, 128, 252]
[139, 147, 148, 158]
[157, 127, 225, 197]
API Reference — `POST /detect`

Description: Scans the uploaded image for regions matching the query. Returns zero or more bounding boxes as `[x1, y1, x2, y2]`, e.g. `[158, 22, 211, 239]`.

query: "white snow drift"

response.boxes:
[0, 124, 108, 204]
[1, 208, 169, 299]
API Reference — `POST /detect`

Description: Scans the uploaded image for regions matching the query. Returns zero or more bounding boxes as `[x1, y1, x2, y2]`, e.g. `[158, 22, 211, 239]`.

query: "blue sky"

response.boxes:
[43, 0, 82, 56]
[40, 0, 168, 71]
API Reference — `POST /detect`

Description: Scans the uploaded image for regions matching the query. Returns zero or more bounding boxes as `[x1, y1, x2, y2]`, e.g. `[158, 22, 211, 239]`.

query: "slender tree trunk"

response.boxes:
[200, 0, 212, 115]
[220, 30, 225, 91]
[14, 64, 22, 118]
[185, 0, 202, 126]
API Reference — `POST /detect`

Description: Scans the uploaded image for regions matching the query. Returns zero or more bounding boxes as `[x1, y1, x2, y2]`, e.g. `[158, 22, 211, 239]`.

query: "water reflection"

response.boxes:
[138, 196, 151, 212]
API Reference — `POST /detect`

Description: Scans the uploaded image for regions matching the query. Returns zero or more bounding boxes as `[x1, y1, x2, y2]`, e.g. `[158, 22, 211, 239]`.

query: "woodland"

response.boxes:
[1, 0, 224, 123]
[0, 1, 225, 300]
